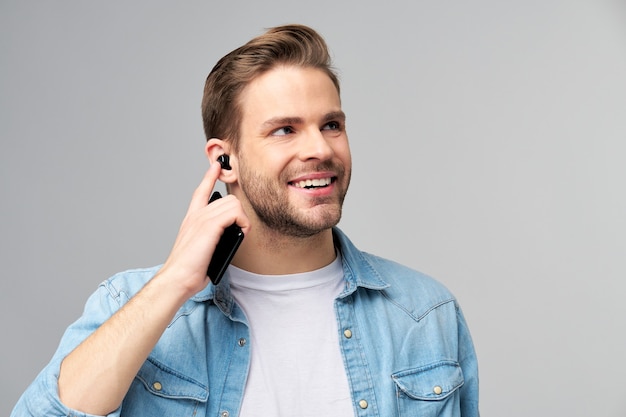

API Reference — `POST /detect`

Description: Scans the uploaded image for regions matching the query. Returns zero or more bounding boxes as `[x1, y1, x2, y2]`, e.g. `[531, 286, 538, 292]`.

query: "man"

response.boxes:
[12, 24, 479, 416]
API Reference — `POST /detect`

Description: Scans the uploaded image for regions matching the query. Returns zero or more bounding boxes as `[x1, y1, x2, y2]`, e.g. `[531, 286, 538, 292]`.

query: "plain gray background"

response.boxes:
[2, 1, 625, 416]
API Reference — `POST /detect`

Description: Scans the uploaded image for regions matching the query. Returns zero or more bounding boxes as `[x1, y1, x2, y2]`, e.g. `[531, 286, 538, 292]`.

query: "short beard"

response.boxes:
[239, 162, 349, 238]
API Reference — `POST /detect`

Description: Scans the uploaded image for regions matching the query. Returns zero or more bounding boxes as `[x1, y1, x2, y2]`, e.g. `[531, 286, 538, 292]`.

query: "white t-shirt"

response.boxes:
[228, 255, 354, 417]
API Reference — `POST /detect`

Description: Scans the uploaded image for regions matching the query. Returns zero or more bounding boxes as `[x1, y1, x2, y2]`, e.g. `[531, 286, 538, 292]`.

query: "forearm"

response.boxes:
[49, 164, 248, 415]
[58, 271, 193, 415]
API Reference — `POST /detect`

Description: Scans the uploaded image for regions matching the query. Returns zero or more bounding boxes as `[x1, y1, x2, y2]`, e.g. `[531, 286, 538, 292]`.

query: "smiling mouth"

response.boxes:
[290, 177, 335, 189]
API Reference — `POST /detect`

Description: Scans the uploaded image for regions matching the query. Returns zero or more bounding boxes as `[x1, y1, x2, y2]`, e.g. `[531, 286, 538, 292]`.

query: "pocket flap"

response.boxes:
[136, 357, 209, 401]
[392, 360, 464, 401]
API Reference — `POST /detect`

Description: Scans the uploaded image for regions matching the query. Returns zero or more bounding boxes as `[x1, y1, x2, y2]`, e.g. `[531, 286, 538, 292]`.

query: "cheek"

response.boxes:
[247, 152, 293, 180]
[241, 145, 282, 170]
[335, 140, 352, 165]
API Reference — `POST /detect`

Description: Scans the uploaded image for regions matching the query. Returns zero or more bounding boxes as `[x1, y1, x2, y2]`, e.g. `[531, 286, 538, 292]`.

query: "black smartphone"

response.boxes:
[207, 191, 244, 285]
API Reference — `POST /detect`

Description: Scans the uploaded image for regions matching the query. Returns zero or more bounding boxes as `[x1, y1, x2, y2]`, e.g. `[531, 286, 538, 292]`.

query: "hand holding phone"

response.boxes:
[206, 191, 244, 285]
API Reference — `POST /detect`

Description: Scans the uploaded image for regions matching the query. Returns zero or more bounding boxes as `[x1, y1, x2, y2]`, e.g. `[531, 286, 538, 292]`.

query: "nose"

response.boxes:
[297, 128, 334, 161]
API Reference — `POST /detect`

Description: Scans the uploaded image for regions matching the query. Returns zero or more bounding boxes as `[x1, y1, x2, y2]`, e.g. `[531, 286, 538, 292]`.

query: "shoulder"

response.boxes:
[334, 228, 458, 318]
[363, 252, 456, 306]
[354, 252, 466, 335]
[99, 265, 162, 304]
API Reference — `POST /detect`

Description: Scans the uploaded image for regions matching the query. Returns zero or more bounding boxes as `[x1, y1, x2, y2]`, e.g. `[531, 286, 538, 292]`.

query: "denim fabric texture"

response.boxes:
[11, 227, 479, 417]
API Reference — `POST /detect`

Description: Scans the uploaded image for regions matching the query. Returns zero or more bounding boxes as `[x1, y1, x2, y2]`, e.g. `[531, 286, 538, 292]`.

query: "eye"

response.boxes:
[272, 126, 295, 136]
[322, 121, 342, 131]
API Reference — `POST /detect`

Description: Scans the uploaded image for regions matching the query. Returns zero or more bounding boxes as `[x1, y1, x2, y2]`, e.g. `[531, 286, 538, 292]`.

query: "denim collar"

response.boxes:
[190, 227, 389, 311]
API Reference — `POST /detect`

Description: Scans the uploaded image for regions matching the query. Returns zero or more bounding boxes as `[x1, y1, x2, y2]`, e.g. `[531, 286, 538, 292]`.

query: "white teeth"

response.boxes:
[293, 177, 332, 188]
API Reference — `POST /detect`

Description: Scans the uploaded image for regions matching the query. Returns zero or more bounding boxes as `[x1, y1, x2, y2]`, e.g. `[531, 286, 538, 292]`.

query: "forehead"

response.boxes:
[238, 65, 341, 126]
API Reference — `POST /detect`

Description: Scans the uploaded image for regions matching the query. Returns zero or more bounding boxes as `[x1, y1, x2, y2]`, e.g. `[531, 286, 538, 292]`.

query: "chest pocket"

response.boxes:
[122, 357, 209, 416]
[392, 360, 464, 417]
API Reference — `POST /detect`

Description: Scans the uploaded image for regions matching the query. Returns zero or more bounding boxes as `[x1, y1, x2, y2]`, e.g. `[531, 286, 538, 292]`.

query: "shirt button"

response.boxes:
[343, 329, 353, 339]
[221, 412, 229, 417]
[238, 338, 246, 347]
[358, 399, 368, 409]
[152, 382, 162, 391]
[433, 385, 443, 395]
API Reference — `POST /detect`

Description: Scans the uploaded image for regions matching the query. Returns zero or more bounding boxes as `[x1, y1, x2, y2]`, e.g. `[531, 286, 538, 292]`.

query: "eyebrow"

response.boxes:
[261, 116, 303, 130]
[261, 111, 346, 130]
[323, 111, 347, 123]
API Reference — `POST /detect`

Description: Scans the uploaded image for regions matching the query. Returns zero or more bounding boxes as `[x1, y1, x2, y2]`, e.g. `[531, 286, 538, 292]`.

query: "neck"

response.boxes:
[231, 226, 336, 275]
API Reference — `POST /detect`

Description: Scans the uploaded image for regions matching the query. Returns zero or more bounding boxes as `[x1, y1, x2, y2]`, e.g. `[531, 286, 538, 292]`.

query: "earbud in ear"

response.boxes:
[217, 154, 232, 170]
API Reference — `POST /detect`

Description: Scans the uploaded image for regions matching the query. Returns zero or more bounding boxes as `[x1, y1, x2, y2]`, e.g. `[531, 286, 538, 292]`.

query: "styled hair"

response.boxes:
[201, 24, 340, 150]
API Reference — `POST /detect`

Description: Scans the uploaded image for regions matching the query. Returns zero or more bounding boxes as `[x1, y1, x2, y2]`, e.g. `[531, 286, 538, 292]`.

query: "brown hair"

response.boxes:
[201, 24, 340, 150]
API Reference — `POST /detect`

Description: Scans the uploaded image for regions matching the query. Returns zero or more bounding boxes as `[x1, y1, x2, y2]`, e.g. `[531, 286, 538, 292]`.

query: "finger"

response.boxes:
[188, 162, 221, 213]
[209, 195, 252, 235]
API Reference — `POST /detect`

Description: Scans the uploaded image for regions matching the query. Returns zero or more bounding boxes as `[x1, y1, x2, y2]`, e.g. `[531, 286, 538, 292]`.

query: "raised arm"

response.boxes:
[57, 162, 250, 415]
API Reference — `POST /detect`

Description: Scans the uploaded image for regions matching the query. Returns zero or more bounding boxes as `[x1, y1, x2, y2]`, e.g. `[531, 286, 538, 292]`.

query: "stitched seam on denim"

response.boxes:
[168, 303, 199, 328]
[101, 279, 125, 308]
[380, 290, 455, 322]
[145, 357, 208, 389]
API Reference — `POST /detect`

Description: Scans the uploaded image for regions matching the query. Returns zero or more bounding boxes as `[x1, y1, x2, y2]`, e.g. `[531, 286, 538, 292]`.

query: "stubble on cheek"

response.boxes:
[238, 162, 349, 238]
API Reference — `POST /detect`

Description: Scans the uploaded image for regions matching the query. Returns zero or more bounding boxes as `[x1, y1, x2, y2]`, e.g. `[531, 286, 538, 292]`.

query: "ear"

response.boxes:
[205, 138, 237, 184]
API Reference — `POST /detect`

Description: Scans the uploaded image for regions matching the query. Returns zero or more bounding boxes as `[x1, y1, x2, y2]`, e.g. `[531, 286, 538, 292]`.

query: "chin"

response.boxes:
[273, 208, 343, 238]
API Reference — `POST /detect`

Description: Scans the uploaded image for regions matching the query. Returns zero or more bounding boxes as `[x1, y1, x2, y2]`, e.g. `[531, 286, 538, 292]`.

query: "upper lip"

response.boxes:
[288, 171, 336, 183]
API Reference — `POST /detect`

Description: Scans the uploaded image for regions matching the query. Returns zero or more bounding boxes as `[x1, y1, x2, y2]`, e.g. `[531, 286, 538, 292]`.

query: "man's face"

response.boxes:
[234, 65, 351, 238]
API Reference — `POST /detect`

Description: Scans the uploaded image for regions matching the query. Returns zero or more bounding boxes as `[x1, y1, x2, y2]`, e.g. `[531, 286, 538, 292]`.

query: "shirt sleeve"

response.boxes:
[10, 278, 132, 417]
[456, 304, 480, 417]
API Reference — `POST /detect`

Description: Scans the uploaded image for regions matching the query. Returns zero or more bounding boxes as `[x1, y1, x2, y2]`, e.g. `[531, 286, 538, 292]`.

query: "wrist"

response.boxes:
[149, 265, 207, 305]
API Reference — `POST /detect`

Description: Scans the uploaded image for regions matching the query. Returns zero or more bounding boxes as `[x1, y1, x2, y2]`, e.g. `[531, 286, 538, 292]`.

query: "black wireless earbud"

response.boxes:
[217, 154, 232, 170]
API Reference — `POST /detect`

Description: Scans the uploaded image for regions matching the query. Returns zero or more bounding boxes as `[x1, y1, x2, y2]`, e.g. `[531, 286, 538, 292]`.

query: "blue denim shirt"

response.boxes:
[12, 228, 479, 417]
